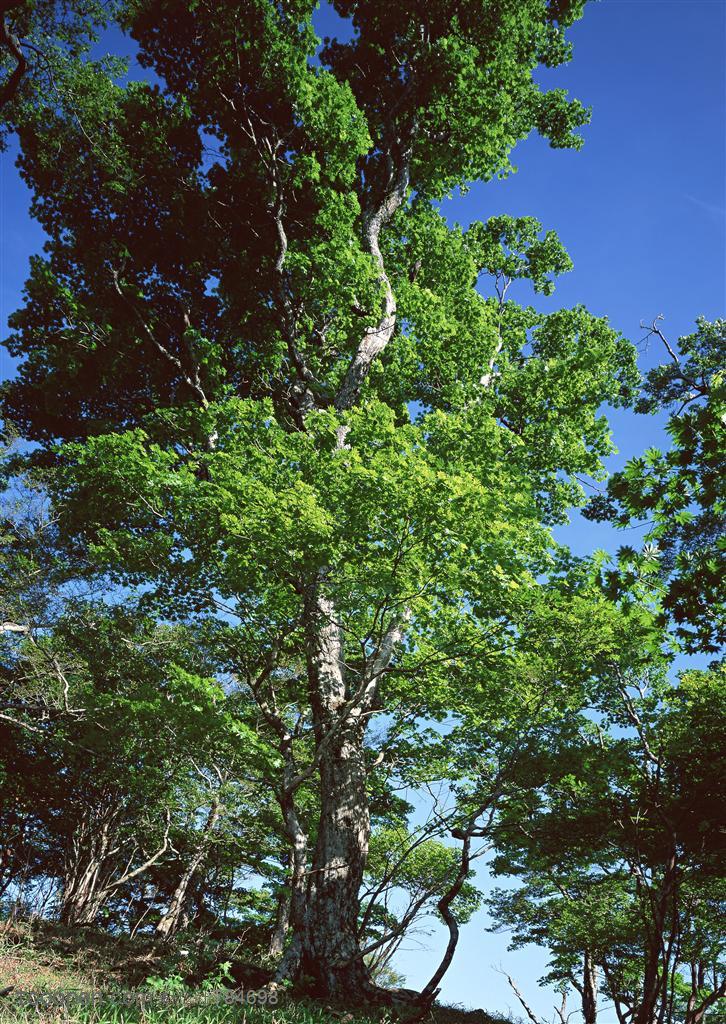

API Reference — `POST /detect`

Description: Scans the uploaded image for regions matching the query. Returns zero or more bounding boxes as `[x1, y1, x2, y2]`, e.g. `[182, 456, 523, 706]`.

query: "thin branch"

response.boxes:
[640, 315, 680, 365]
[101, 809, 172, 893]
[497, 968, 545, 1024]
[109, 268, 211, 412]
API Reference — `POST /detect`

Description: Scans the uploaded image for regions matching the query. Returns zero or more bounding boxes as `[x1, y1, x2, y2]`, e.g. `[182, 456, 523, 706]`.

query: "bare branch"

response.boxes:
[0, 711, 46, 734]
[640, 315, 680, 365]
[496, 968, 545, 1024]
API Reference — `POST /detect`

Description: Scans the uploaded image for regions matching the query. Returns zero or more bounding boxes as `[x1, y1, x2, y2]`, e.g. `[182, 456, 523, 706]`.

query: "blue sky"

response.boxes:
[1, 0, 724, 1014]
[314, 0, 725, 1011]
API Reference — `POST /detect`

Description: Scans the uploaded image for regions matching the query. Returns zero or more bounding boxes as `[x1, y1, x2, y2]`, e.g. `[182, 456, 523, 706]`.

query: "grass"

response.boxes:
[0, 928, 374, 1022]
[0, 922, 507, 1024]
[0, 998, 384, 1024]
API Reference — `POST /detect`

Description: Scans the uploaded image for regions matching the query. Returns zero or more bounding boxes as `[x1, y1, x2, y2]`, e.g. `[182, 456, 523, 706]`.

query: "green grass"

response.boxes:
[0, 927, 384, 1022]
[0, 997, 385, 1024]
[0, 924, 392, 1023]
[0, 922, 507, 1024]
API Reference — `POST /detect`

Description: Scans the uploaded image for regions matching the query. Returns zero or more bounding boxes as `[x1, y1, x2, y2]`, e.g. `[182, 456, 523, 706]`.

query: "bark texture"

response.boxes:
[296, 590, 373, 996]
[582, 949, 598, 1024]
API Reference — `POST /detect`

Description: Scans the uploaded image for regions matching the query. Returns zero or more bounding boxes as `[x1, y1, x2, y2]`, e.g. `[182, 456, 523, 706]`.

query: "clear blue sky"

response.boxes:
[1, 0, 724, 1014]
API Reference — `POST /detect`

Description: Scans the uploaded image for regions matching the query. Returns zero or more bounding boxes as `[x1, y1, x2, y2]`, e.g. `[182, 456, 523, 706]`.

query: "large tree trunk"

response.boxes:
[156, 799, 221, 939]
[270, 585, 405, 998]
[263, 131, 409, 997]
[295, 589, 375, 998]
[299, 720, 372, 996]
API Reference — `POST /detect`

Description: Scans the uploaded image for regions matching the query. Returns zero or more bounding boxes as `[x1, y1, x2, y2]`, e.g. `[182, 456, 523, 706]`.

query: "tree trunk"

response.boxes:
[271, 740, 310, 977]
[582, 949, 598, 1024]
[60, 806, 115, 926]
[155, 855, 203, 939]
[418, 834, 472, 1006]
[60, 843, 110, 925]
[685, 964, 726, 1024]
[61, 802, 170, 928]
[274, 586, 406, 999]
[269, 820, 309, 963]
[268, 877, 291, 959]
[156, 799, 221, 939]
[295, 589, 374, 998]
[299, 720, 372, 996]
[633, 851, 678, 1024]
[60, 870, 107, 926]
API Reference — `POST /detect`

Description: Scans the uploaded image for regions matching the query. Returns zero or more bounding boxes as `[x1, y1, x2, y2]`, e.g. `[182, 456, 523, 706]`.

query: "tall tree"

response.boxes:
[2, 0, 643, 998]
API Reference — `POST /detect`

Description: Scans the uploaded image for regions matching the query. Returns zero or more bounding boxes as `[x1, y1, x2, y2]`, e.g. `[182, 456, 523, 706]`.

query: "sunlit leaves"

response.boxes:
[587, 319, 725, 651]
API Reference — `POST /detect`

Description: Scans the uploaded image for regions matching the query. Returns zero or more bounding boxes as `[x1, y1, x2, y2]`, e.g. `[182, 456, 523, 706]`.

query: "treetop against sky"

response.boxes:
[0, 0, 723, 1014]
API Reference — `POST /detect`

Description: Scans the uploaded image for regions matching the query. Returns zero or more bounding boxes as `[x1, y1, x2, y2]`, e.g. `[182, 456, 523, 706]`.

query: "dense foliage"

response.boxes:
[587, 318, 725, 653]
[0, 0, 722, 1018]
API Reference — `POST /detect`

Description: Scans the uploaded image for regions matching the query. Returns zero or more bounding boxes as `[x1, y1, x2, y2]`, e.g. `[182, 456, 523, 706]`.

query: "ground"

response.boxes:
[0, 921, 510, 1024]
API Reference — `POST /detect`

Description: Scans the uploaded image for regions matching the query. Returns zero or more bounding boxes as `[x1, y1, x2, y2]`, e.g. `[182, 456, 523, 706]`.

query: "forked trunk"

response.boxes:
[685, 963, 726, 1024]
[61, 801, 170, 929]
[60, 804, 117, 926]
[60, 871, 107, 926]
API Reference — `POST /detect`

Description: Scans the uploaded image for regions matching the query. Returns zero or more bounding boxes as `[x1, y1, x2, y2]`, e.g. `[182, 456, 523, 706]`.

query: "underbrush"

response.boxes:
[0, 921, 504, 1024]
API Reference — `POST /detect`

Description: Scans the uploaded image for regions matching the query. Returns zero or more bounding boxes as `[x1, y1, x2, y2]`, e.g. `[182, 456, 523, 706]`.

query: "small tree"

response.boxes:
[488, 665, 726, 1024]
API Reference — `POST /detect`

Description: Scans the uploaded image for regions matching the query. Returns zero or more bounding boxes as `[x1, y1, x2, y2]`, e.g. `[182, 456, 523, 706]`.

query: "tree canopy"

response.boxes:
[0, 0, 722, 1015]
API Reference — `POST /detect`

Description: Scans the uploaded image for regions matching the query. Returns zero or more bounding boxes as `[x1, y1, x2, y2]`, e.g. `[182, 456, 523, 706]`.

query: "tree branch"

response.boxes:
[100, 809, 172, 894]
[0, 1, 26, 113]
[109, 268, 211, 415]
[499, 970, 545, 1024]
[334, 140, 412, 411]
